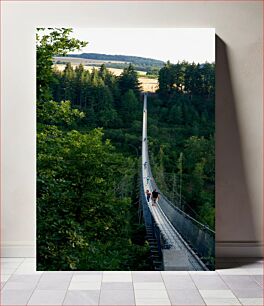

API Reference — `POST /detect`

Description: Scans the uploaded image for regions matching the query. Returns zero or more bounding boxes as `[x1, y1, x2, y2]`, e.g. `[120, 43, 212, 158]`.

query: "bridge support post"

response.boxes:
[162, 249, 189, 271]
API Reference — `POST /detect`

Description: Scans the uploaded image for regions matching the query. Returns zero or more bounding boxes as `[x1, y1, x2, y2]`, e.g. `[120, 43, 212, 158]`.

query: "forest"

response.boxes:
[37, 28, 215, 271]
[148, 61, 215, 228]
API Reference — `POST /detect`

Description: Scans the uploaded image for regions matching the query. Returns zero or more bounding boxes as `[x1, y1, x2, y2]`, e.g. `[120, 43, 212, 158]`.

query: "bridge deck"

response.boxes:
[142, 93, 208, 271]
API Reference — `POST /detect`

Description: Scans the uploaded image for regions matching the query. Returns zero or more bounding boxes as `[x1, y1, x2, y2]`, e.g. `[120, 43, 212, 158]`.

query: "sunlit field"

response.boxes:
[53, 64, 158, 92]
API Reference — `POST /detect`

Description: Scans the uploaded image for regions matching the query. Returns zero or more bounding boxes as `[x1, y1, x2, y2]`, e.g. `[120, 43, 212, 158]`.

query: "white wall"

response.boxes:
[1, 1, 262, 258]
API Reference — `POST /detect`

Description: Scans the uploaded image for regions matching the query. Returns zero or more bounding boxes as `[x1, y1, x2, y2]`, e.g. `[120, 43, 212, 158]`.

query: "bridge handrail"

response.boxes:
[146, 160, 215, 265]
[159, 188, 214, 234]
[142, 94, 215, 267]
[145, 142, 214, 234]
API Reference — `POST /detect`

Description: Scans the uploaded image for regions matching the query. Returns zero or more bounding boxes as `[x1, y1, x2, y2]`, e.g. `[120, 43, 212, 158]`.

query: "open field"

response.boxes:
[54, 63, 146, 76]
[53, 56, 126, 65]
[53, 64, 158, 92]
[138, 77, 158, 92]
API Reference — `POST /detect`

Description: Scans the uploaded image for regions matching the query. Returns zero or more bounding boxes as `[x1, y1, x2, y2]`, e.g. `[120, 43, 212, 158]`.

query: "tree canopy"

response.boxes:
[37, 27, 215, 270]
[37, 28, 151, 271]
[37, 28, 87, 101]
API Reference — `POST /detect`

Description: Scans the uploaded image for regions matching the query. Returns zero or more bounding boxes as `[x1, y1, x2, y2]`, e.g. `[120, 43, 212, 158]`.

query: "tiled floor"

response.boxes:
[0, 258, 263, 305]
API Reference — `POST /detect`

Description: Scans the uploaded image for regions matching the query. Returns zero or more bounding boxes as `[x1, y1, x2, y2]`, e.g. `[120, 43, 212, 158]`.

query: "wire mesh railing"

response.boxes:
[142, 93, 215, 269]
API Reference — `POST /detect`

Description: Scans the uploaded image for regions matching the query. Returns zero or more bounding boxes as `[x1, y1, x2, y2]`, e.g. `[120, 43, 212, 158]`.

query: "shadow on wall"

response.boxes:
[215, 35, 259, 268]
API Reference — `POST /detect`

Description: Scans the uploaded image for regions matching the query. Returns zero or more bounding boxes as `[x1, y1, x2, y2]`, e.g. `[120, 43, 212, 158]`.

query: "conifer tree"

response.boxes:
[99, 64, 107, 81]
[63, 63, 75, 103]
[118, 64, 141, 98]
[96, 86, 117, 127]
[121, 89, 139, 126]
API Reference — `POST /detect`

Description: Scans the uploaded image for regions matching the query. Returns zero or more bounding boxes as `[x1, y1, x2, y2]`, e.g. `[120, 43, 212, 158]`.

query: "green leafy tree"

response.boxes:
[36, 28, 87, 101]
[37, 126, 132, 270]
[37, 28, 152, 271]
[37, 100, 150, 270]
[37, 100, 85, 127]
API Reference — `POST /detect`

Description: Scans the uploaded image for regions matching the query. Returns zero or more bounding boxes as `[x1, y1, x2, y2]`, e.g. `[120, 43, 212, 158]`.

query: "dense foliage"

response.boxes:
[37, 29, 150, 271]
[50, 63, 141, 129]
[37, 104, 150, 270]
[37, 28, 87, 101]
[148, 61, 215, 228]
[37, 28, 215, 271]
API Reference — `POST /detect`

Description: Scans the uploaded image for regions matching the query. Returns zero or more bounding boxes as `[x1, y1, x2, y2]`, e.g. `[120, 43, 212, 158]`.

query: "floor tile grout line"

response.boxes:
[0, 279, 7, 291]
[131, 271, 136, 306]
[249, 274, 264, 289]
[132, 271, 169, 306]
[217, 273, 250, 305]
[1, 260, 24, 268]
[0, 259, 24, 302]
[25, 266, 47, 305]
[61, 271, 74, 306]
[97, 271, 104, 306]
[0, 257, 26, 288]
[132, 271, 169, 305]
[3, 257, 26, 276]
[160, 270, 172, 306]
[188, 271, 209, 305]
[237, 297, 264, 306]
[1, 258, 263, 305]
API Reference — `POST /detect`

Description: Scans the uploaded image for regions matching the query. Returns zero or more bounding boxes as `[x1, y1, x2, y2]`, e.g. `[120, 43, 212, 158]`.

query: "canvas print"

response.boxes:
[37, 28, 215, 271]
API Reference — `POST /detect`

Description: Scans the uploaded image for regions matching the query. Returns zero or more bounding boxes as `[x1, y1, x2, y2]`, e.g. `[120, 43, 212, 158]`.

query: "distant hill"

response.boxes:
[67, 53, 165, 67]
[53, 53, 165, 74]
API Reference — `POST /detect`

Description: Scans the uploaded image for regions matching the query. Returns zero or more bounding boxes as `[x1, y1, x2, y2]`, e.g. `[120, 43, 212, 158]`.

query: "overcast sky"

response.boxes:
[71, 28, 215, 64]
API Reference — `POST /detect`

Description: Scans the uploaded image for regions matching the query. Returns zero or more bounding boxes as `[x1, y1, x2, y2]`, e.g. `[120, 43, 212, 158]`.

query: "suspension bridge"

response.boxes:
[140, 93, 215, 271]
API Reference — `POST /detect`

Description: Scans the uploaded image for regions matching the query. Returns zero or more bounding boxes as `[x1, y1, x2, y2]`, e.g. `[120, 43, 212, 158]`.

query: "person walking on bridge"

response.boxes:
[145, 190, 151, 202]
[146, 176, 151, 184]
[151, 189, 159, 206]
